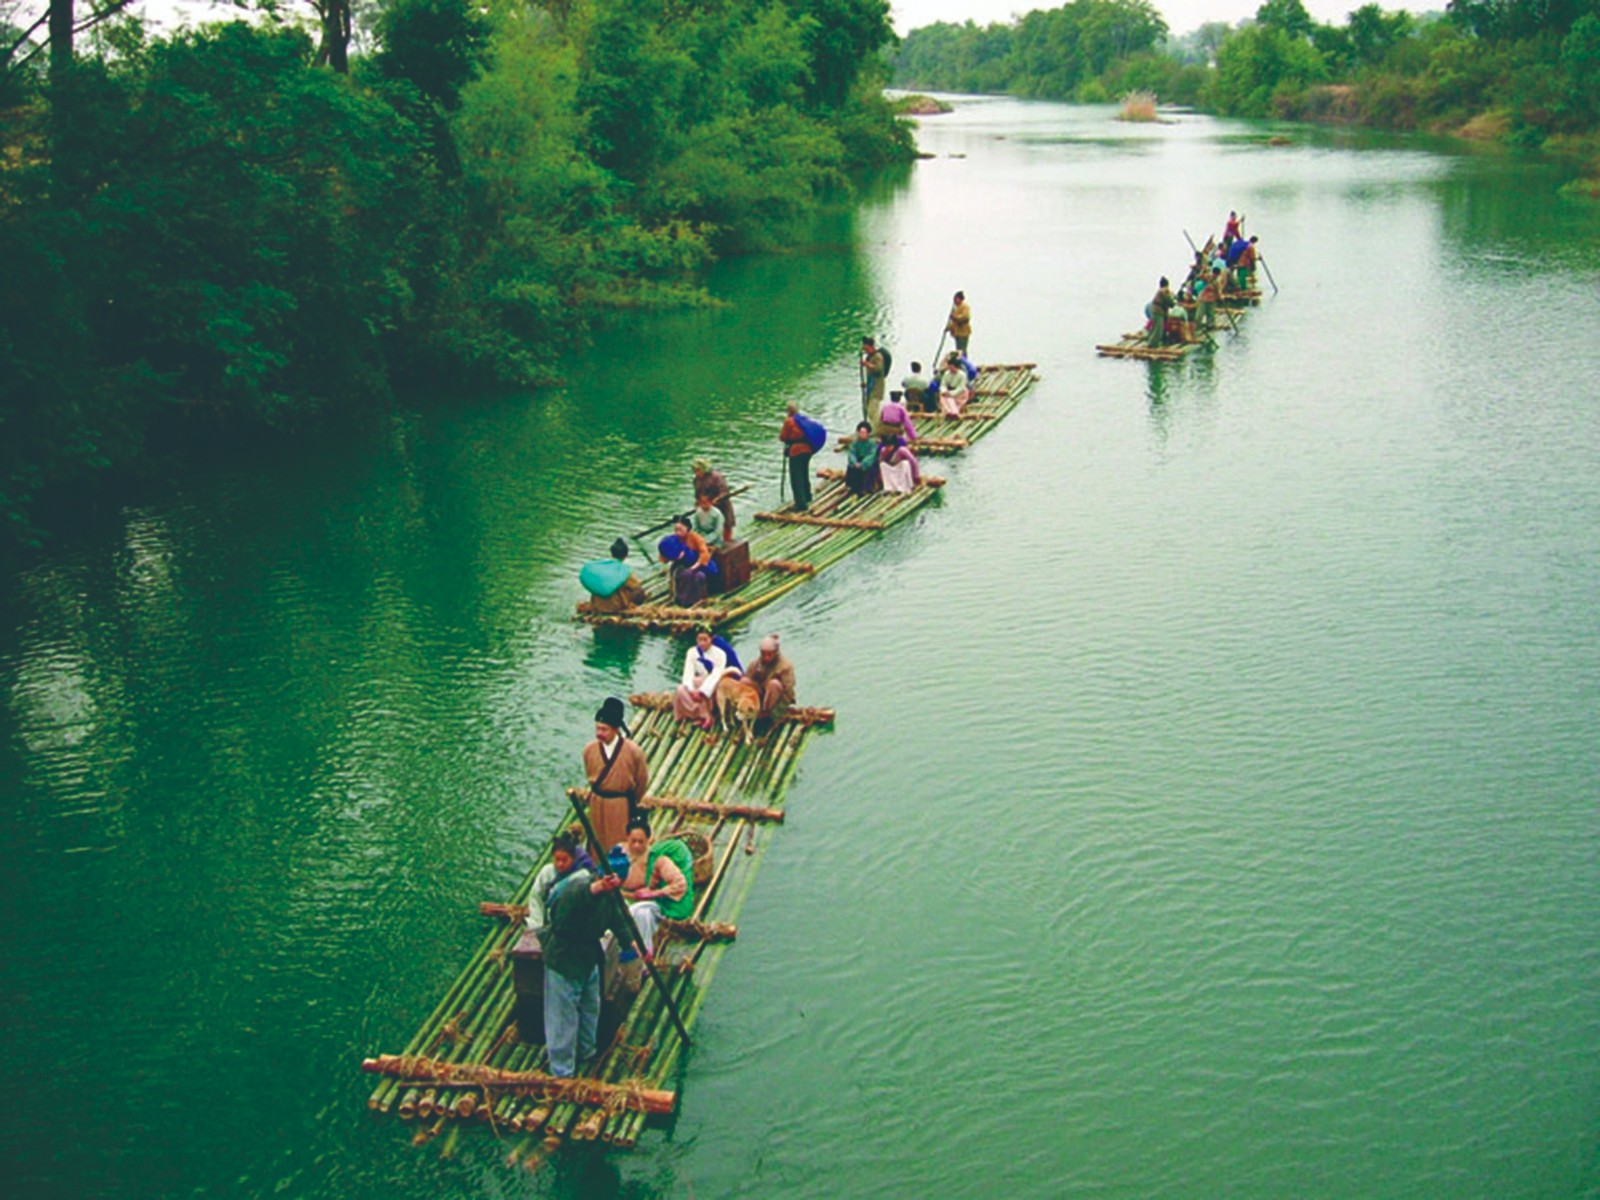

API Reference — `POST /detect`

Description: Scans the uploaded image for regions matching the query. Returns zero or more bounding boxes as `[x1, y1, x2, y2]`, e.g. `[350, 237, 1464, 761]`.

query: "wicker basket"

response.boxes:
[674, 830, 714, 886]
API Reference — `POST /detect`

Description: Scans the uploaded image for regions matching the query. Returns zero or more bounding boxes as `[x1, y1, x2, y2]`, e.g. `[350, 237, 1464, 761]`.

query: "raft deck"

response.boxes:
[578, 474, 945, 632]
[867, 362, 1040, 455]
[1096, 332, 1208, 361]
[364, 694, 834, 1160]
[577, 361, 1039, 633]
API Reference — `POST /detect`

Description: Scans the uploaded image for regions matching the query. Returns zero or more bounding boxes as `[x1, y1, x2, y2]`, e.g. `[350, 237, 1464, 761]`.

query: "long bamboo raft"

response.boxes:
[576, 362, 1038, 633]
[858, 362, 1040, 455]
[364, 694, 834, 1164]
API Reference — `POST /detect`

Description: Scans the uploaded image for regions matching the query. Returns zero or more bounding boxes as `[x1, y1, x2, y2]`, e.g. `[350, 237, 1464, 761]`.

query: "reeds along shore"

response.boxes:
[578, 362, 1040, 632]
[363, 695, 833, 1162]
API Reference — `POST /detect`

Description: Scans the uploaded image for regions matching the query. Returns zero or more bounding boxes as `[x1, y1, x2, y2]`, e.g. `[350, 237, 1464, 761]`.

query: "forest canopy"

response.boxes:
[0, 0, 914, 548]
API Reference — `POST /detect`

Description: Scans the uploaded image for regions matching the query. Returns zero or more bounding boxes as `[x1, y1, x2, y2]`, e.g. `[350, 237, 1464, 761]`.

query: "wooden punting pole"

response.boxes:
[563, 786, 786, 823]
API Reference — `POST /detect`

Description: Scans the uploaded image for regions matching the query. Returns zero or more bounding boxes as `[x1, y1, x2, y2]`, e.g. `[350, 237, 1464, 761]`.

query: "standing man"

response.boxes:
[780, 402, 814, 512]
[692, 459, 736, 543]
[1146, 277, 1175, 348]
[946, 291, 972, 354]
[744, 633, 797, 722]
[582, 696, 650, 858]
[860, 336, 887, 425]
[538, 850, 629, 1077]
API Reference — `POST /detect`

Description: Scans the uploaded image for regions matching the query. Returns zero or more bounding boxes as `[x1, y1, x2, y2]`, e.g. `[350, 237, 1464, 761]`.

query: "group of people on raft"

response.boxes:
[527, 644, 798, 1077]
[577, 293, 978, 610]
[1143, 212, 1262, 348]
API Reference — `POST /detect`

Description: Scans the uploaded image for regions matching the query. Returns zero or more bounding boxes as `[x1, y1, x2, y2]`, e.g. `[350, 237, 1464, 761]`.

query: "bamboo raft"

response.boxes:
[576, 361, 1039, 632]
[364, 694, 834, 1163]
[578, 475, 945, 632]
[1096, 332, 1208, 361]
[862, 362, 1040, 455]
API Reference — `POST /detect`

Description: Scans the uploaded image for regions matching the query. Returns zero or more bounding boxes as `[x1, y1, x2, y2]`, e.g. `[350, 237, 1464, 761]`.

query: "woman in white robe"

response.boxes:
[672, 629, 730, 729]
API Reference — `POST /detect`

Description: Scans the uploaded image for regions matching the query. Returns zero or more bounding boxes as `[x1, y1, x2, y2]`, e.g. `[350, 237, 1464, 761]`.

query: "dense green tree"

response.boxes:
[784, 0, 893, 109]
[1448, 0, 1597, 40]
[1559, 11, 1600, 120]
[369, 0, 488, 109]
[1205, 21, 1327, 114]
[1254, 0, 1314, 39]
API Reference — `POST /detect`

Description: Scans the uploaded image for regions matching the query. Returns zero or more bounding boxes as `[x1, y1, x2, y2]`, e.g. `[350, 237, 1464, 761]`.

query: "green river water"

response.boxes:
[3, 98, 1599, 1199]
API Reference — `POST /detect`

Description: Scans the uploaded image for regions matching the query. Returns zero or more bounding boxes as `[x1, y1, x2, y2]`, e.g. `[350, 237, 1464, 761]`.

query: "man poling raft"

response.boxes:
[583, 696, 650, 858]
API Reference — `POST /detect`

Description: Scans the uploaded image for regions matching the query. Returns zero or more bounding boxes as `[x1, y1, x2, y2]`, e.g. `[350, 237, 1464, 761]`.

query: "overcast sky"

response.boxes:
[891, 0, 1433, 36]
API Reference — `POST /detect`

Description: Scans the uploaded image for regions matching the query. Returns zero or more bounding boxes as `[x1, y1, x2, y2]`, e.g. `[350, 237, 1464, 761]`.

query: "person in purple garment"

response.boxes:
[874, 390, 918, 443]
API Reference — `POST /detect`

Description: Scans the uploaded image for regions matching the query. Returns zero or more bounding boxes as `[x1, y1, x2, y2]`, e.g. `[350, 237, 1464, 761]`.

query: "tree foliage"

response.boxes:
[0, 0, 911, 548]
[893, 0, 1168, 101]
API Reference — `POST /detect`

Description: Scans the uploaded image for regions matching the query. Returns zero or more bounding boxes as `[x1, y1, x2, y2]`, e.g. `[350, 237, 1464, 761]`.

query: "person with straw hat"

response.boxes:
[582, 697, 650, 858]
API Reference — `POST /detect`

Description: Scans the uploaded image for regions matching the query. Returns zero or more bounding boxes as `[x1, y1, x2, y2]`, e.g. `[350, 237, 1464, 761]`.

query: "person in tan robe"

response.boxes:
[743, 634, 796, 722]
[582, 697, 650, 856]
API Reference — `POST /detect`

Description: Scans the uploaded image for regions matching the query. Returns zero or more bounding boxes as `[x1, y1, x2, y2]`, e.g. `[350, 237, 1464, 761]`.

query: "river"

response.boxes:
[2, 97, 1598, 1198]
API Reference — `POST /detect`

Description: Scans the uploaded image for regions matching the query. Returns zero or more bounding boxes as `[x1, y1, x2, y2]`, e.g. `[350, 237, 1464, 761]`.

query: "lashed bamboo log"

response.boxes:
[361, 1057, 676, 1114]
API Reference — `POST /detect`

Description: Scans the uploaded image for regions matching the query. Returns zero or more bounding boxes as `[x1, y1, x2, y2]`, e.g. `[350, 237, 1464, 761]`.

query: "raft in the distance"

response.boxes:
[362, 695, 834, 1163]
[578, 361, 1040, 633]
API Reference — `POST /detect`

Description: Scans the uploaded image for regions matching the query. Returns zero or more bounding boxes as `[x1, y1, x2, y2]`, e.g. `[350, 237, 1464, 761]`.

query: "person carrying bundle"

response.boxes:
[583, 696, 651, 858]
[621, 816, 696, 957]
[579, 538, 647, 613]
[780, 402, 821, 511]
[673, 628, 741, 729]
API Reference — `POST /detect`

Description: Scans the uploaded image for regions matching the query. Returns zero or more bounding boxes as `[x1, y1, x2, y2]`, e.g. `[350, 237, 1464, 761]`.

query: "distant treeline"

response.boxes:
[893, 0, 1600, 142]
[0, 0, 912, 549]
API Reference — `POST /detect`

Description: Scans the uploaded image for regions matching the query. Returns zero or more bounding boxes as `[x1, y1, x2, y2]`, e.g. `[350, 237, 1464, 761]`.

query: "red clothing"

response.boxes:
[781, 416, 810, 459]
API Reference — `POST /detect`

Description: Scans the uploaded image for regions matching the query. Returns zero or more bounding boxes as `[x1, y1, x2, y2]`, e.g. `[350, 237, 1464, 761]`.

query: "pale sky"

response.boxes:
[891, 0, 1432, 36]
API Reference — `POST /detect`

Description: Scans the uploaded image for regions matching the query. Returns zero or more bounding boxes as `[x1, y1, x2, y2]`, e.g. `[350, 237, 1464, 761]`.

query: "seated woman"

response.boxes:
[658, 516, 718, 606]
[877, 436, 922, 494]
[874, 390, 918, 443]
[845, 421, 879, 496]
[621, 816, 696, 956]
[673, 628, 736, 729]
[579, 538, 647, 613]
[688, 493, 724, 548]
[938, 352, 970, 417]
